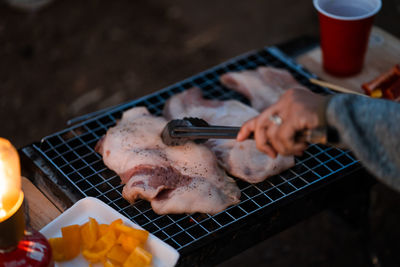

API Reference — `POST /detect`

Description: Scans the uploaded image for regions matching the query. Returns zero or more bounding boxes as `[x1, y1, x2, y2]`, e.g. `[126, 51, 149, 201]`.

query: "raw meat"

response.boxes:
[220, 66, 304, 111]
[95, 106, 241, 214]
[163, 87, 294, 183]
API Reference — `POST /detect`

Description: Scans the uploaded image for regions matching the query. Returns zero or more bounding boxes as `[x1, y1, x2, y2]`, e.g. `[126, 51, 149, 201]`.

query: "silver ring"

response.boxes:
[269, 114, 283, 125]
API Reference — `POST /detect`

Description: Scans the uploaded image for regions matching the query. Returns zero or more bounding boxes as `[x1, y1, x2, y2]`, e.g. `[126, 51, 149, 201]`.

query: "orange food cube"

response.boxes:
[104, 259, 122, 267]
[100, 227, 117, 245]
[80, 217, 99, 249]
[134, 246, 152, 265]
[123, 246, 152, 267]
[99, 223, 110, 236]
[61, 224, 81, 260]
[82, 248, 108, 263]
[110, 218, 123, 229]
[48, 237, 65, 261]
[107, 245, 129, 264]
[83, 228, 117, 263]
[114, 224, 149, 244]
[117, 233, 140, 252]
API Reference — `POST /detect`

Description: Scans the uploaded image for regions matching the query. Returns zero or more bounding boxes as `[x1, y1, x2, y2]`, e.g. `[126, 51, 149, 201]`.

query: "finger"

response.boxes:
[279, 132, 308, 156]
[258, 139, 278, 159]
[237, 118, 256, 141]
[293, 149, 305, 157]
[257, 105, 279, 124]
[291, 142, 308, 154]
[254, 121, 278, 158]
[266, 123, 287, 155]
[278, 123, 298, 155]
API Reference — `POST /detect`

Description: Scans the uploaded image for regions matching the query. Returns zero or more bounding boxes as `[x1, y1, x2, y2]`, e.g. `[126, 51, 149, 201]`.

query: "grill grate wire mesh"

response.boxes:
[32, 47, 358, 251]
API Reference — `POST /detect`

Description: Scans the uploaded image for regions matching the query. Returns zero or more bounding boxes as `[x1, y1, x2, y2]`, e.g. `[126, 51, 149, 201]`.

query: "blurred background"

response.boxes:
[1, 0, 399, 266]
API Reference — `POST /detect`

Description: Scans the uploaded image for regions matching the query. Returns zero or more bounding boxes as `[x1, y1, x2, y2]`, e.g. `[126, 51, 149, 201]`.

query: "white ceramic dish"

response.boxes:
[40, 197, 179, 267]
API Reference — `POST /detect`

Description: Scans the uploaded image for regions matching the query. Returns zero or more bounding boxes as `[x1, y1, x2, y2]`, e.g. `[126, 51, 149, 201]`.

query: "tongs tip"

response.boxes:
[161, 118, 209, 146]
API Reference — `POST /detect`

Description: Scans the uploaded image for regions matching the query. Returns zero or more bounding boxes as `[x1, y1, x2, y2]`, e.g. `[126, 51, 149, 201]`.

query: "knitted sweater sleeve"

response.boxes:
[326, 94, 400, 191]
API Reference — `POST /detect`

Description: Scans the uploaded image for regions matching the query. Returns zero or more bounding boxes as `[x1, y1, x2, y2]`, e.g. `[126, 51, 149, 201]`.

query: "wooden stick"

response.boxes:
[309, 78, 365, 96]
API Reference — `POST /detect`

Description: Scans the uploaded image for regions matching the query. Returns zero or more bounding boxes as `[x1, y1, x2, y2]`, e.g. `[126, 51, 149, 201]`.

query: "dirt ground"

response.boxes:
[1, 0, 400, 266]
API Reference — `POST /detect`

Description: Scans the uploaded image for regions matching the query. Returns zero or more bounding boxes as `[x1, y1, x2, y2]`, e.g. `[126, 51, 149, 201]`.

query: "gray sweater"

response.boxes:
[326, 94, 400, 192]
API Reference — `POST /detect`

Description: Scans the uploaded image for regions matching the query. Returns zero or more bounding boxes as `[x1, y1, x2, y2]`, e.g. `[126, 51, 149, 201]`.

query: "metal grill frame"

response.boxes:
[23, 46, 361, 255]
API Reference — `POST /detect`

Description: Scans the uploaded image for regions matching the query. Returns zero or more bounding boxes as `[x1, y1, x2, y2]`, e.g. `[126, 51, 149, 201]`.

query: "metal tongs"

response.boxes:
[161, 117, 327, 146]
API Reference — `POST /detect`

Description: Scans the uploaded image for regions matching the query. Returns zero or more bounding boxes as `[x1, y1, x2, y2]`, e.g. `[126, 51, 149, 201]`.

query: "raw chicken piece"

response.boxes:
[220, 66, 304, 111]
[163, 87, 294, 183]
[95, 107, 241, 214]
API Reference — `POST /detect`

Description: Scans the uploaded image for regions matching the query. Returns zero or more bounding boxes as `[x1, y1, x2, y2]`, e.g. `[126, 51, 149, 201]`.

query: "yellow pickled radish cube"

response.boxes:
[128, 228, 148, 244]
[110, 218, 123, 229]
[114, 224, 149, 244]
[82, 246, 109, 263]
[93, 230, 116, 253]
[61, 224, 81, 260]
[123, 246, 152, 267]
[83, 230, 117, 263]
[104, 259, 122, 267]
[107, 245, 129, 264]
[100, 228, 117, 244]
[117, 233, 140, 253]
[123, 256, 146, 267]
[99, 223, 110, 236]
[114, 223, 135, 234]
[48, 237, 65, 261]
[134, 246, 152, 265]
[80, 217, 99, 249]
[82, 248, 107, 263]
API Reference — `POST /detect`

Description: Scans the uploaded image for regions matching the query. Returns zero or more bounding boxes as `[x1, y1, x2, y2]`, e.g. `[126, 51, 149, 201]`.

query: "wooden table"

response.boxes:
[23, 26, 400, 232]
[22, 177, 62, 230]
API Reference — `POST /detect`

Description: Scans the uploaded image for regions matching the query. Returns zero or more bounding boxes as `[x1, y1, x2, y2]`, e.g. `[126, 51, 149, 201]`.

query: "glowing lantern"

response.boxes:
[0, 138, 53, 267]
[0, 137, 24, 223]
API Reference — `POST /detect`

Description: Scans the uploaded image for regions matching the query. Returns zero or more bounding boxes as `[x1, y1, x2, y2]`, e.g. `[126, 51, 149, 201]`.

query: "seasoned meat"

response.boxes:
[220, 66, 303, 111]
[163, 87, 294, 183]
[96, 107, 241, 214]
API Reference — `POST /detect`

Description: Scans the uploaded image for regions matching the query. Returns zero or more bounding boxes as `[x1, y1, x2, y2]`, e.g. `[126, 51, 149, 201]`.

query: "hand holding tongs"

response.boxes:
[161, 117, 327, 146]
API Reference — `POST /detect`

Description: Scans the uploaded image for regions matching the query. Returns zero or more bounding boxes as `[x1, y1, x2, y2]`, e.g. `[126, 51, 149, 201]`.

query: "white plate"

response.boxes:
[40, 197, 179, 267]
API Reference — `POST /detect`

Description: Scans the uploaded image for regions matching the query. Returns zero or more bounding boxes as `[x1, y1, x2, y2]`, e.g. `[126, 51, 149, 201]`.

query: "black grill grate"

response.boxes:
[32, 46, 358, 251]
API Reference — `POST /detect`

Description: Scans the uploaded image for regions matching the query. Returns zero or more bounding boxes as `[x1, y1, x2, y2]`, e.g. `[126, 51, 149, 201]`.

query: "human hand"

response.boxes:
[237, 88, 329, 158]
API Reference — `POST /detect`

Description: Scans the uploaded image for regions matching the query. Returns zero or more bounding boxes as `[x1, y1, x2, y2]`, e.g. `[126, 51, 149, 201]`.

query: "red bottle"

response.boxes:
[0, 229, 54, 267]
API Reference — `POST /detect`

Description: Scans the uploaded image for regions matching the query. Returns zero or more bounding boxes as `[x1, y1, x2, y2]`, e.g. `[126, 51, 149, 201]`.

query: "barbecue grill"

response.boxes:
[20, 44, 374, 266]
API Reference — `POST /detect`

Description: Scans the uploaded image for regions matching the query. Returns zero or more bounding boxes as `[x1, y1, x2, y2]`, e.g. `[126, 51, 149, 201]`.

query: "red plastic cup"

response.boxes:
[313, 0, 381, 76]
